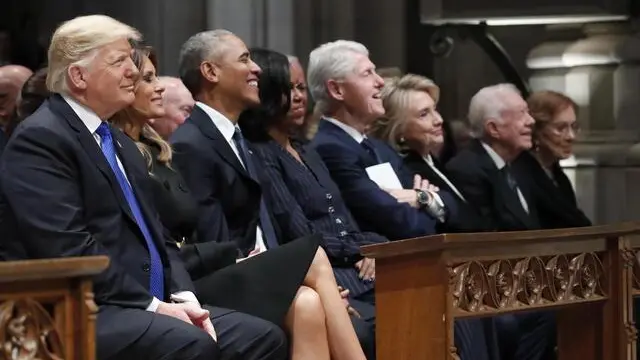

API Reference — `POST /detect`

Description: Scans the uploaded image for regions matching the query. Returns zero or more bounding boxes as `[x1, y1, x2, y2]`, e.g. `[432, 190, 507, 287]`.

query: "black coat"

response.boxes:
[0, 94, 194, 358]
[513, 151, 591, 229]
[446, 140, 541, 231]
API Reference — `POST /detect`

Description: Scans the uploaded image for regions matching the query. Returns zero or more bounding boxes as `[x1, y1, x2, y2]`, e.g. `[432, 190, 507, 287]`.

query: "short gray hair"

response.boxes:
[178, 29, 235, 97]
[468, 83, 520, 138]
[46, 15, 140, 94]
[307, 40, 369, 114]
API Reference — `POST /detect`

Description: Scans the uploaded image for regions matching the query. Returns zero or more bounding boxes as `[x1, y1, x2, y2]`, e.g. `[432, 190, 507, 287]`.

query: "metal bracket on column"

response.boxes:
[428, 23, 531, 97]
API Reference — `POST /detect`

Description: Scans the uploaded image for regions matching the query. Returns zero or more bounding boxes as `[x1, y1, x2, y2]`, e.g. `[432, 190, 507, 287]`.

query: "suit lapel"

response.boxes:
[190, 107, 251, 180]
[472, 141, 534, 228]
[49, 95, 138, 225]
[319, 119, 376, 167]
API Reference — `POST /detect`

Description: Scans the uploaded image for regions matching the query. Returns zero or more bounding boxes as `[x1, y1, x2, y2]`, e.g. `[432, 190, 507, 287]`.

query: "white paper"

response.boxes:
[365, 162, 403, 190]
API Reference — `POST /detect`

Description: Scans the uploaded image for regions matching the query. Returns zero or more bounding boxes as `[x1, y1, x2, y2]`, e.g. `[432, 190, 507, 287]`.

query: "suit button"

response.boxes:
[142, 263, 150, 272]
[328, 206, 335, 213]
[335, 218, 343, 224]
[326, 193, 332, 200]
[339, 231, 348, 236]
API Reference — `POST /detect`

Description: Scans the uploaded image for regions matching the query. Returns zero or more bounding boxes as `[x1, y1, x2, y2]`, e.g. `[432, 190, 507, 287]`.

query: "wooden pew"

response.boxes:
[362, 223, 640, 360]
[0, 256, 109, 360]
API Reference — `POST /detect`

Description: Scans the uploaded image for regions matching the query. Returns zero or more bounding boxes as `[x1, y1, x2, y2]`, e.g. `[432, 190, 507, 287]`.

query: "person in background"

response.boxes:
[0, 64, 32, 130]
[4, 67, 49, 138]
[0, 15, 219, 360]
[513, 90, 591, 229]
[239, 48, 381, 359]
[148, 76, 194, 139]
[172, 29, 367, 360]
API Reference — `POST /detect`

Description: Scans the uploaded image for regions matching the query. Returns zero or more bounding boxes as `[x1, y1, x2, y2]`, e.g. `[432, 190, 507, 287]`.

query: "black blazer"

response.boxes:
[171, 106, 280, 256]
[0, 95, 194, 351]
[252, 139, 387, 296]
[513, 151, 591, 229]
[403, 150, 490, 232]
[0, 127, 6, 155]
[142, 140, 239, 280]
[446, 140, 541, 231]
[311, 119, 446, 240]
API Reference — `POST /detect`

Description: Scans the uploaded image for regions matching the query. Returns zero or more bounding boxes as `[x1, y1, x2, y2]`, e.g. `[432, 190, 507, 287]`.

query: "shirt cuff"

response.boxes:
[171, 291, 201, 306]
[426, 191, 446, 222]
[146, 297, 161, 312]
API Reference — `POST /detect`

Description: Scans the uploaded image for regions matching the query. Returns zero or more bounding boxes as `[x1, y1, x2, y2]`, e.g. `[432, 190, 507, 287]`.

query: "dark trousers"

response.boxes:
[349, 289, 376, 359]
[495, 311, 556, 360]
[455, 318, 502, 360]
[98, 305, 287, 360]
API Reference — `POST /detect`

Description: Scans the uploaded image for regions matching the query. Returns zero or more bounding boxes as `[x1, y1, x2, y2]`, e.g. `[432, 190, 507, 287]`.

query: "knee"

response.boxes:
[307, 247, 334, 282]
[291, 286, 326, 325]
[187, 329, 221, 360]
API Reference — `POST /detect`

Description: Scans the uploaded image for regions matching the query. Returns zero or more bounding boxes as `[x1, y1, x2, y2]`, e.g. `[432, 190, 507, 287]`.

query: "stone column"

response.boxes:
[527, 22, 640, 224]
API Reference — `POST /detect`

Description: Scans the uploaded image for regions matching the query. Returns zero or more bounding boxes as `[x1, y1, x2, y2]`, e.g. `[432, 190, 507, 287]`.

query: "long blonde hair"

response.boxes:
[110, 47, 173, 171]
[369, 74, 440, 151]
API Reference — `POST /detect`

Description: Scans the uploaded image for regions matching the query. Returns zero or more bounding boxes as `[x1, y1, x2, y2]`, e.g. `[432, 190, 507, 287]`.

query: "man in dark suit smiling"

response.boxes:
[0, 15, 284, 360]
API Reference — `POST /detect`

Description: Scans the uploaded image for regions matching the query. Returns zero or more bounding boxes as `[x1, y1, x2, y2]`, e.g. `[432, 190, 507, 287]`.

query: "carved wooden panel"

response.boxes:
[449, 252, 606, 316]
[0, 299, 63, 360]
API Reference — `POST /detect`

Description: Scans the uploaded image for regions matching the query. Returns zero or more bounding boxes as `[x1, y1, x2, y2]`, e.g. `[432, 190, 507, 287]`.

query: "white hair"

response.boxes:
[468, 83, 521, 138]
[307, 40, 369, 113]
[178, 29, 235, 96]
[46, 15, 141, 94]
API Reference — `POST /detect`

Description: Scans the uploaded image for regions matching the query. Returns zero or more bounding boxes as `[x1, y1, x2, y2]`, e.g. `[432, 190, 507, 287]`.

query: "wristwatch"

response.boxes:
[415, 189, 430, 208]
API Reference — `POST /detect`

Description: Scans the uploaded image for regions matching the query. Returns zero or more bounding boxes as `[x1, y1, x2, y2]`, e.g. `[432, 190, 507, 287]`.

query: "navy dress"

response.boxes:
[251, 139, 388, 300]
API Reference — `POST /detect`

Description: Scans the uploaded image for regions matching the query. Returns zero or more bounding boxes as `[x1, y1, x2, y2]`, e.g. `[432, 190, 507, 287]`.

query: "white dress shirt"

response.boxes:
[197, 102, 267, 253]
[323, 117, 446, 221]
[480, 142, 529, 213]
[63, 95, 199, 311]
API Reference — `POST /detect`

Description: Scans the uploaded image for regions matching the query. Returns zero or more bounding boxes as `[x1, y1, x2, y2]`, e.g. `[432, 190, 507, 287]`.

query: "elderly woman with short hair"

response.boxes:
[513, 90, 591, 228]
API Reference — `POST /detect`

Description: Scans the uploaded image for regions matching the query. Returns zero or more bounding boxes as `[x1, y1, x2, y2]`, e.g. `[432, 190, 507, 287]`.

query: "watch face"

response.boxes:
[417, 190, 429, 205]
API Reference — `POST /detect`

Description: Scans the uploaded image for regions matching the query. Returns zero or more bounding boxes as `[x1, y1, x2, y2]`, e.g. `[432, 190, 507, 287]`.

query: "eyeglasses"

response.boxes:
[548, 122, 581, 135]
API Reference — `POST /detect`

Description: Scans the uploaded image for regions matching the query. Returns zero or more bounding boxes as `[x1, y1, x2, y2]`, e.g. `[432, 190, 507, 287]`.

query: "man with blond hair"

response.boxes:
[0, 15, 284, 360]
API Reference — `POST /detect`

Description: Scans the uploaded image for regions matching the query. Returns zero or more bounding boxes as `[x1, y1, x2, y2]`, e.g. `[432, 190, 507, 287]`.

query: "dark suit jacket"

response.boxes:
[513, 151, 591, 229]
[312, 119, 449, 240]
[446, 140, 541, 231]
[0, 127, 6, 155]
[171, 106, 280, 257]
[143, 140, 239, 280]
[0, 95, 194, 353]
[403, 150, 490, 233]
[252, 139, 387, 296]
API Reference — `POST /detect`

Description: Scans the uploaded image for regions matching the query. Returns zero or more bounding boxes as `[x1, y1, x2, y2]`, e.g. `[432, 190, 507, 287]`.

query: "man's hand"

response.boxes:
[338, 286, 362, 318]
[157, 302, 217, 341]
[384, 188, 419, 208]
[413, 174, 439, 193]
[355, 258, 375, 281]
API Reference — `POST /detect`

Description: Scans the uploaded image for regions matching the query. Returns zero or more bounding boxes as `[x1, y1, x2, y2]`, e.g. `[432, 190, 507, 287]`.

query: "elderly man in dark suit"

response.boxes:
[307, 40, 459, 241]
[0, 15, 285, 360]
[307, 39, 497, 360]
[446, 83, 554, 360]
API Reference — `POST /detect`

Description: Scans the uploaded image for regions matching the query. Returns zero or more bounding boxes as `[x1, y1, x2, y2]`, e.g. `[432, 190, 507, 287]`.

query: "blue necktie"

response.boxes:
[232, 127, 279, 249]
[361, 137, 382, 164]
[95, 123, 165, 300]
